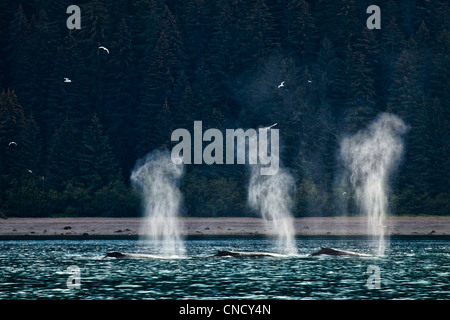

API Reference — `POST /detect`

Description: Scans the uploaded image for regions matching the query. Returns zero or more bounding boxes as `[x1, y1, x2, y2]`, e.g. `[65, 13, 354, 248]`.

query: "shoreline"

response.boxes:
[0, 216, 448, 238]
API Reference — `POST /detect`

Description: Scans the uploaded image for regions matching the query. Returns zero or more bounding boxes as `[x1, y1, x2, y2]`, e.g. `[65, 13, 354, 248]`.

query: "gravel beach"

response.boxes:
[0, 216, 448, 237]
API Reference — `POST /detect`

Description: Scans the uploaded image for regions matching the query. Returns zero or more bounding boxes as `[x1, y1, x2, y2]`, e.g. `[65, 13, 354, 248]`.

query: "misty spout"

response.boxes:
[340, 113, 408, 256]
[130, 150, 185, 257]
[247, 129, 297, 255]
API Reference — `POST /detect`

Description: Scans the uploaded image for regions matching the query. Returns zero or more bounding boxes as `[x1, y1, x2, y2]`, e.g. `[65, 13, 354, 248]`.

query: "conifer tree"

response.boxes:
[21, 113, 44, 176]
[315, 37, 340, 109]
[427, 97, 448, 195]
[46, 117, 79, 191]
[102, 18, 138, 174]
[78, 114, 119, 190]
[238, 0, 279, 68]
[334, 43, 377, 133]
[380, 16, 406, 100]
[0, 89, 29, 213]
[429, 29, 450, 195]
[7, 5, 32, 101]
[387, 49, 420, 119]
[286, 0, 318, 64]
[0, 89, 27, 178]
[137, 4, 184, 155]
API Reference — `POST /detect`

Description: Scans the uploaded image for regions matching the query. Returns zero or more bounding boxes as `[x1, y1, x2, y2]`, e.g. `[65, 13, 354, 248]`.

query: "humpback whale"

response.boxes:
[310, 247, 370, 257]
[106, 250, 286, 259]
[105, 252, 166, 259]
[105, 248, 370, 259]
[214, 250, 287, 257]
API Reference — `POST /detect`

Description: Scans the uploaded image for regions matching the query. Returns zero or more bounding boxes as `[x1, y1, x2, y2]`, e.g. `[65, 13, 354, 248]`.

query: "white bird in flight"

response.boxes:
[8, 141, 17, 146]
[277, 81, 285, 88]
[262, 123, 277, 130]
[64, 78, 71, 83]
[99, 46, 109, 54]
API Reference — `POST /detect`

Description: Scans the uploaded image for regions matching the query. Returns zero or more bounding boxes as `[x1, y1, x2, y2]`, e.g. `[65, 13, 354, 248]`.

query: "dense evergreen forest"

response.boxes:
[0, 0, 449, 217]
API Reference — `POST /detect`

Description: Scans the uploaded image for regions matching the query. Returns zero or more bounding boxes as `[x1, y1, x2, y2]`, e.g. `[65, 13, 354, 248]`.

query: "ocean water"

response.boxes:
[0, 237, 448, 300]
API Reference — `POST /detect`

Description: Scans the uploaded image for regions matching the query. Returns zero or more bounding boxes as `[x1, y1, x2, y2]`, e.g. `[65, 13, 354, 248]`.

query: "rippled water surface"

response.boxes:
[0, 237, 448, 299]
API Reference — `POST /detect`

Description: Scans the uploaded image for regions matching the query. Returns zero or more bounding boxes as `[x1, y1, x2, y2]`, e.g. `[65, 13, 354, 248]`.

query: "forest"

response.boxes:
[0, 0, 449, 217]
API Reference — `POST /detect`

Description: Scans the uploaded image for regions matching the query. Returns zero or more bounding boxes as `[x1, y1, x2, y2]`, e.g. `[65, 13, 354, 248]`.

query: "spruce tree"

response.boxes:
[427, 97, 448, 195]
[102, 18, 138, 174]
[21, 113, 44, 177]
[286, 0, 318, 64]
[238, 0, 279, 68]
[315, 37, 340, 109]
[334, 43, 377, 133]
[7, 5, 33, 102]
[78, 114, 119, 190]
[430, 29, 450, 195]
[0, 89, 27, 178]
[0, 89, 30, 214]
[46, 117, 79, 191]
[388, 47, 432, 211]
[137, 4, 184, 155]
[380, 17, 406, 102]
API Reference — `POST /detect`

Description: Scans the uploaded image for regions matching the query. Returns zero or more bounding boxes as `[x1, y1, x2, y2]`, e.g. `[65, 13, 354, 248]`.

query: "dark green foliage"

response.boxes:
[0, 0, 448, 217]
[45, 117, 79, 191]
[78, 114, 119, 189]
[0, 89, 27, 201]
[181, 168, 248, 217]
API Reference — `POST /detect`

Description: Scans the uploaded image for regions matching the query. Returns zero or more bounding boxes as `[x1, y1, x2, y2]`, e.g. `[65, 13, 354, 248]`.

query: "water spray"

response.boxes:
[247, 128, 297, 255]
[130, 149, 185, 257]
[340, 113, 408, 256]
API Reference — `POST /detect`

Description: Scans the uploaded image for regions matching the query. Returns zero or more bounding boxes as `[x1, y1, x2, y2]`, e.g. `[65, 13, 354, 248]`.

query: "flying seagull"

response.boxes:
[262, 123, 277, 130]
[99, 46, 109, 54]
[8, 141, 17, 147]
[277, 81, 285, 88]
[64, 78, 71, 83]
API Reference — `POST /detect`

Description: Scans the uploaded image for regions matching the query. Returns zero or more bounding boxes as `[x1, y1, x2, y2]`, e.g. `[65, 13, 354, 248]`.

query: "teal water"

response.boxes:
[0, 237, 448, 300]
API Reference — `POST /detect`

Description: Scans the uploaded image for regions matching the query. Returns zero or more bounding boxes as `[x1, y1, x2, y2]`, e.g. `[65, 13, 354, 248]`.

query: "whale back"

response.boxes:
[214, 250, 286, 257]
[310, 247, 369, 256]
[105, 251, 127, 258]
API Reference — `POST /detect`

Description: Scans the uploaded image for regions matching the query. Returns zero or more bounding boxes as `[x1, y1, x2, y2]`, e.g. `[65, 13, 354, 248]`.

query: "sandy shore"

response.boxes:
[0, 216, 448, 237]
